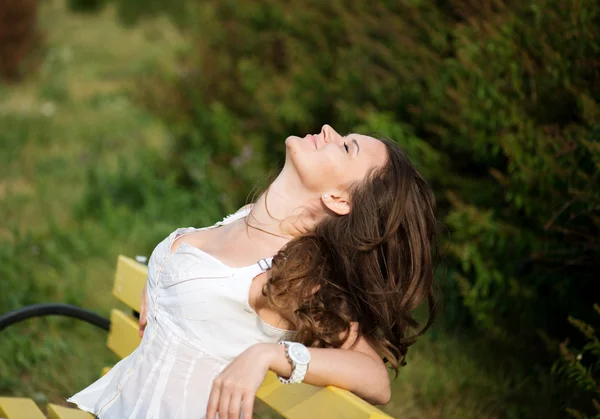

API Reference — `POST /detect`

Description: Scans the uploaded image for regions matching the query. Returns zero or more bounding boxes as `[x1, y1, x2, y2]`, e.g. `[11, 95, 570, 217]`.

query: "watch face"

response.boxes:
[289, 343, 311, 364]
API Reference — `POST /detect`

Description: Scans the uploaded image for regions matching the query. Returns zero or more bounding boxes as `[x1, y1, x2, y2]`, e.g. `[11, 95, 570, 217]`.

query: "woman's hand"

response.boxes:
[206, 343, 275, 419]
[138, 283, 148, 337]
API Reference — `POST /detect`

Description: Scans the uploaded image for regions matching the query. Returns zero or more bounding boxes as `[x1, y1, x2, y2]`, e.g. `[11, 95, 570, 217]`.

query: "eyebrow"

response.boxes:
[352, 138, 360, 155]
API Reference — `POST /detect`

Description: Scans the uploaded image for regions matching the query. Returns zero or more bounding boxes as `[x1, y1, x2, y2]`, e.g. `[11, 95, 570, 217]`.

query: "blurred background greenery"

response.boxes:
[1, 0, 598, 417]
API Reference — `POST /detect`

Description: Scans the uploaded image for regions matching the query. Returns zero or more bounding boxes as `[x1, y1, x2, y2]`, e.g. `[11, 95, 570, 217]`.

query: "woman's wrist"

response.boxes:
[258, 342, 293, 377]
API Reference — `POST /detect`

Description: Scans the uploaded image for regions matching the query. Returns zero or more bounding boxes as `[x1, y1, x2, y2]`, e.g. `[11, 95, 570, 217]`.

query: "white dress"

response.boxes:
[67, 207, 293, 418]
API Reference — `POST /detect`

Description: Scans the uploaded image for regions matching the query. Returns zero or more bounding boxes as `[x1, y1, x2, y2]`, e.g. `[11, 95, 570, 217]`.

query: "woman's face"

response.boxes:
[284, 124, 388, 197]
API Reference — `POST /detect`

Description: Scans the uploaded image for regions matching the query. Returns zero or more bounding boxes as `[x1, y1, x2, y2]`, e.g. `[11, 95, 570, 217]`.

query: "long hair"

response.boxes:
[264, 138, 439, 374]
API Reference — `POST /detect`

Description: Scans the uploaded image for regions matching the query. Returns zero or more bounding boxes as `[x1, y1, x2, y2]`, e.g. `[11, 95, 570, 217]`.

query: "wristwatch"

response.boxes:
[278, 341, 311, 384]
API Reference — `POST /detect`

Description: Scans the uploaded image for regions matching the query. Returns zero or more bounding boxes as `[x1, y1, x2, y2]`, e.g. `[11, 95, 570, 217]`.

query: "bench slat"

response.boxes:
[113, 255, 147, 312]
[257, 371, 321, 404]
[48, 403, 94, 419]
[106, 309, 141, 359]
[285, 387, 392, 419]
[0, 397, 45, 419]
[257, 373, 392, 419]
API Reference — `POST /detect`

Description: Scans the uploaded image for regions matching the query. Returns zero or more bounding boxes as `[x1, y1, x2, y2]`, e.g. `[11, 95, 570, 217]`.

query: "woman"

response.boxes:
[68, 124, 438, 419]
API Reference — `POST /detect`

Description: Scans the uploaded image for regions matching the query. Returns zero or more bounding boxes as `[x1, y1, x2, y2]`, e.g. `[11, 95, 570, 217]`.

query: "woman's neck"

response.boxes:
[248, 173, 322, 239]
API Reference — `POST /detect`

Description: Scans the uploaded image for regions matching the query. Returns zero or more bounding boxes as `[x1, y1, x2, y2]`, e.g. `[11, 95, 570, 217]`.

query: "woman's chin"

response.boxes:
[284, 135, 302, 147]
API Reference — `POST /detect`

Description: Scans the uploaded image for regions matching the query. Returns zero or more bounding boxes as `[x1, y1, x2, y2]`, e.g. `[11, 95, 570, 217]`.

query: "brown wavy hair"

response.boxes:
[264, 138, 439, 374]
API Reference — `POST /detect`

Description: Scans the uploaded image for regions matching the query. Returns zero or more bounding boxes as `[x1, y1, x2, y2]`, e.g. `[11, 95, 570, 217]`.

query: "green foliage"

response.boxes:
[114, 0, 187, 26]
[1, 4, 538, 416]
[122, 0, 600, 343]
[74, 150, 225, 246]
[67, 0, 107, 13]
[110, 0, 599, 413]
[38, 46, 71, 103]
[552, 304, 600, 419]
[2, 0, 598, 416]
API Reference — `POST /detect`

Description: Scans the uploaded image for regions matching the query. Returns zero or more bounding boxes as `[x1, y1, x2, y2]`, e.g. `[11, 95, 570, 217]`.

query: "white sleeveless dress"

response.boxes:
[67, 208, 293, 418]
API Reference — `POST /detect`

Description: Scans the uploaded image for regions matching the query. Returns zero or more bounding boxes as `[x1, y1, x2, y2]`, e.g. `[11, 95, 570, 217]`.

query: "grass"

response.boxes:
[0, 1, 562, 418]
[0, 0, 185, 410]
[0, 0, 182, 238]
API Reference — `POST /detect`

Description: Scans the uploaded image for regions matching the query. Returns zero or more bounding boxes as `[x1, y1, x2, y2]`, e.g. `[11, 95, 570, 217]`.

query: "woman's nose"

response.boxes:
[321, 124, 337, 144]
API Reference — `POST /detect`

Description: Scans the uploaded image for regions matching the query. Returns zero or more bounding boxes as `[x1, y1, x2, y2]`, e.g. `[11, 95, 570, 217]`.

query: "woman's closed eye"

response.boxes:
[344, 142, 349, 153]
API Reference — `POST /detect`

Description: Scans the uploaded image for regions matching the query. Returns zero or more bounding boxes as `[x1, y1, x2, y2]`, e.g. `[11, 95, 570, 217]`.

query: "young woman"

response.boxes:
[68, 124, 438, 419]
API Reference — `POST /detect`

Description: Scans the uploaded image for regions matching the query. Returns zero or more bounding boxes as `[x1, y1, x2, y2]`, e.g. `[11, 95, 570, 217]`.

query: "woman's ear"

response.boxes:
[321, 192, 350, 215]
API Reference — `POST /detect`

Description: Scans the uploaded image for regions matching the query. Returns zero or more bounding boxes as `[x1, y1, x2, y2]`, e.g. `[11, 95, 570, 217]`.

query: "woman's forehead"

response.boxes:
[347, 133, 376, 142]
[347, 133, 387, 161]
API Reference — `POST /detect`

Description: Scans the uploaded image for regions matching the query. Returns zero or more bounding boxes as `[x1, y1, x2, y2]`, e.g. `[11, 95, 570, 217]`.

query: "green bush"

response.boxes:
[74, 150, 225, 240]
[106, 0, 599, 415]
[552, 304, 600, 418]
[122, 0, 600, 343]
[67, 0, 107, 13]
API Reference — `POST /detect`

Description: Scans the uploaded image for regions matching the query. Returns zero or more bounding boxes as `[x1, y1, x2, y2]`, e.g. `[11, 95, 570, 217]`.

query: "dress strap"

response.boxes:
[256, 257, 273, 272]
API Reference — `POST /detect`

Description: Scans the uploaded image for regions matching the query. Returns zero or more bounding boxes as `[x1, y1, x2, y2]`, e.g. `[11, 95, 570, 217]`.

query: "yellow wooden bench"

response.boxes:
[0, 396, 92, 419]
[0, 255, 393, 419]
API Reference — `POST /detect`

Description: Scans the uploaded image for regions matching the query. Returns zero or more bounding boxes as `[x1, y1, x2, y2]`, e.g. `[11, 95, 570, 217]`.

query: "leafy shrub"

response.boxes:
[553, 304, 600, 419]
[121, 0, 600, 346]
[74, 150, 226, 241]
[106, 0, 599, 414]
[67, 0, 107, 13]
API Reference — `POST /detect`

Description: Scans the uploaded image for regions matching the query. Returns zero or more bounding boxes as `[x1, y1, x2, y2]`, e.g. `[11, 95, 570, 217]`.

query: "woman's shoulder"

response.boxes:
[150, 205, 254, 259]
[214, 204, 253, 226]
[170, 205, 254, 235]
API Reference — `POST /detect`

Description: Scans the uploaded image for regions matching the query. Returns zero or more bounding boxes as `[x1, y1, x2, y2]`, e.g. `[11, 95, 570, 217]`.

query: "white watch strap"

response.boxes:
[288, 362, 308, 384]
[278, 341, 309, 384]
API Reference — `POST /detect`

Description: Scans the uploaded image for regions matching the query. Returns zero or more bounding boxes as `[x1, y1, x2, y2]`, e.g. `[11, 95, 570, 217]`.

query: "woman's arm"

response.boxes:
[206, 325, 391, 419]
[265, 329, 391, 405]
